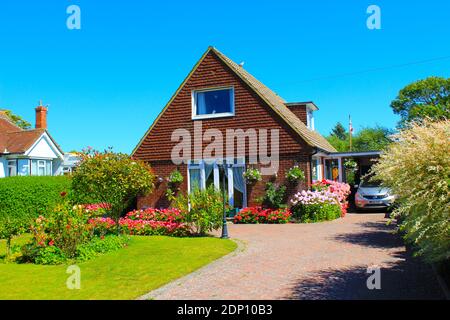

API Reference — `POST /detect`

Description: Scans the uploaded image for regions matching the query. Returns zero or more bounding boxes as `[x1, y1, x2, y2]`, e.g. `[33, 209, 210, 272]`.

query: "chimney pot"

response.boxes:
[35, 104, 48, 129]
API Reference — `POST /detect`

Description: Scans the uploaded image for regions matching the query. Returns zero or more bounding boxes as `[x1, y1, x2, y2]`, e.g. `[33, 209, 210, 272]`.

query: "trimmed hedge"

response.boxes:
[0, 176, 71, 223]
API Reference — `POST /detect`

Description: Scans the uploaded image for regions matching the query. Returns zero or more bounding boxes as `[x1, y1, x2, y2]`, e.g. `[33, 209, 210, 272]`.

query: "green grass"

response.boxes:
[0, 235, 236, 300]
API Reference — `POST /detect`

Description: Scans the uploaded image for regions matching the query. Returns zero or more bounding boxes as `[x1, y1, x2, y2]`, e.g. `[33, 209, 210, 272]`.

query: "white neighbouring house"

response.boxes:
[0, 105, 76, 178]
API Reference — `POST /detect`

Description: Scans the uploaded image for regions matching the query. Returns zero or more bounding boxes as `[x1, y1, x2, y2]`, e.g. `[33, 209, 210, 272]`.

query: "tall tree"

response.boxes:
[391, 76, 450, 126]
[327, 125, 393, 152]
[0, 109, 31, 129]
[330, 122, 348, 140]
[353, 126, 394, 151]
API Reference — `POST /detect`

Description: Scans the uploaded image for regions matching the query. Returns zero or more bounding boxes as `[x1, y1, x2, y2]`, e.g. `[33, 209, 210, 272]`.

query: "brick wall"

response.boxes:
[134, 50, 314, 209]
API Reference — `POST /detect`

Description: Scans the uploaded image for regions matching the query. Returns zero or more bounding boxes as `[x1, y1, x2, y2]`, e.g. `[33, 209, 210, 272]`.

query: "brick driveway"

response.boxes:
[143, 213, 444, 300]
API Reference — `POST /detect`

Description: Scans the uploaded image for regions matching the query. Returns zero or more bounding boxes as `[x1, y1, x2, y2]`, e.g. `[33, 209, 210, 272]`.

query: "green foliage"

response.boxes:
[262, 182, 286, 210]
[292, 203, 341, 223]
[71, 148, 155, 231]
[285, 165, 305, 183]
[168, 169, 184, 185]
[330, 122, 348, 140]
[172, 185, 223, 236]
[372, 119, 450, 262]
[0, 109, 31, 129]
[0, 176, 73, 256]
[353, 126, 394, 151]
[327, 125, 394, 152]
[243, 167, 262, 184]
[76, 235, 129, 262]
[25, 246, 67, 265]
[391, 76, 450, 127]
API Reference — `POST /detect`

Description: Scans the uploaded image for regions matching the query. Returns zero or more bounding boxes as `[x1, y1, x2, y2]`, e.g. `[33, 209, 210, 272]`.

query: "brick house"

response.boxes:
[132, 47, 338, 209]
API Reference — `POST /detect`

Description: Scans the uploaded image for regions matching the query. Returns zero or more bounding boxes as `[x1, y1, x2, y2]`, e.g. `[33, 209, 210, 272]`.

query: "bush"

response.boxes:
[72, 148, 155, 234]
[293, 203, 341, 223]
[76, 235, 129, 262]
[171, 185, 223, 236]
[372, 119, 450, 263]
[291, 190, 342, 223]
[0, 176, 71, 223]
[311, 179, 351, 215]
[262, 182, 286, 209]
[233, 207, 291, 224]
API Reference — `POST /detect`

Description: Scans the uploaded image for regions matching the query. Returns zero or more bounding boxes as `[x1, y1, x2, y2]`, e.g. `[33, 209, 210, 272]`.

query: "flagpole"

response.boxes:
[349, 115, 353, 152]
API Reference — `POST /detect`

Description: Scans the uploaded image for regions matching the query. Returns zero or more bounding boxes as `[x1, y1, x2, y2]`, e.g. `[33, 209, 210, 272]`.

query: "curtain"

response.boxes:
[189, 168, 201, 192]
[204, 163, 214, 184]
[232, 166, 245, 194]
[196, 92, 207, 115]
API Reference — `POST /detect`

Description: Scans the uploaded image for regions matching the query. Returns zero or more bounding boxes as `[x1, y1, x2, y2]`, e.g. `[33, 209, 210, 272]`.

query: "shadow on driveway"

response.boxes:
[285, 219, 445, 300]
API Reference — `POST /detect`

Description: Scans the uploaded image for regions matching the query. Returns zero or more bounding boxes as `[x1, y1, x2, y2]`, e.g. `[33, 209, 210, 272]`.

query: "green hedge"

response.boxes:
[0, 176, 72, 223]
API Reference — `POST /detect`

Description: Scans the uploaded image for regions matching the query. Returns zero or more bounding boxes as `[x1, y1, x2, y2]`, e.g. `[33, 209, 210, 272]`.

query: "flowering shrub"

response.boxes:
[125, 208, 187, 223]
[233, 207, 291, 224]
[290, 190, 342, 223]
[311, 179, 351, 215]
[372, 119, 450, 263]
[82, 203, 111, 216]
[243, 168, 262, 184]
[168, 169, 184, 185]
[285, 165, 305, 183]
[89, 208, 191, 237]
[119, 219, 190, 237]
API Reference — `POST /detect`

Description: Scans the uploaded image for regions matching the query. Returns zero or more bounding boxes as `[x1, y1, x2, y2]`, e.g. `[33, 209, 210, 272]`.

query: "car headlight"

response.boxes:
[355, 193, 365, 200]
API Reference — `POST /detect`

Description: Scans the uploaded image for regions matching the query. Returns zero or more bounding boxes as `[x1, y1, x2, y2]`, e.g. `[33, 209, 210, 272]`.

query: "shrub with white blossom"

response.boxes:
[371, 119, 450, 263]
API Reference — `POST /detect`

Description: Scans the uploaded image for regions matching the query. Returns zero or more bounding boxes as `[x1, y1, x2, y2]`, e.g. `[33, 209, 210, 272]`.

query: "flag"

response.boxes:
[349, 115, 353, 134]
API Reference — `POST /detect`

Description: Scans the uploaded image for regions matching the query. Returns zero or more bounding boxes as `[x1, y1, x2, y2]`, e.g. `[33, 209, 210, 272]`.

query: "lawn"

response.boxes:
[0, 235, 236, 300]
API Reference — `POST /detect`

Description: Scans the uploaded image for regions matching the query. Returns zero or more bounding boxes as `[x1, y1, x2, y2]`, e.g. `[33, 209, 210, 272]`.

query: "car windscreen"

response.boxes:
[360, 180, 382, 188]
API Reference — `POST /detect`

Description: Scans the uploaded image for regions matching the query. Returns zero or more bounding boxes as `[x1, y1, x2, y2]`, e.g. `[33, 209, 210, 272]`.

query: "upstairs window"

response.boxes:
[192, 87, 234, 119]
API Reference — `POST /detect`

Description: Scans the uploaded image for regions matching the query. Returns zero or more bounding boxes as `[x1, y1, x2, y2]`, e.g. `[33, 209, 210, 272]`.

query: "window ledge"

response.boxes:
[192, 112, 235, 120]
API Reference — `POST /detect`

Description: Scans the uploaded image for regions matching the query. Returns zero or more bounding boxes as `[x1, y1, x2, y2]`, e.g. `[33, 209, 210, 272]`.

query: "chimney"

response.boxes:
[35, 102, 48, 129]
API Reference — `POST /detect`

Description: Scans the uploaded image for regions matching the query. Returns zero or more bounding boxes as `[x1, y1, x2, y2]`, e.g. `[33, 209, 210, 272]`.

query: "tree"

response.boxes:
[330, 122, 348, 140]
[391, 76, 450, 126]
[371, 119, 450, 263]
[326, 125, 393, 152]
[1, 109, 31, 129]
[71, 148, 155, 233]
[352, 126, 394, 151]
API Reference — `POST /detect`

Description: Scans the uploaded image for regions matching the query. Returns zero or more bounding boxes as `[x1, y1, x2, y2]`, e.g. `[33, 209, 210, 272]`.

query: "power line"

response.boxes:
[293, 55, 450, 84]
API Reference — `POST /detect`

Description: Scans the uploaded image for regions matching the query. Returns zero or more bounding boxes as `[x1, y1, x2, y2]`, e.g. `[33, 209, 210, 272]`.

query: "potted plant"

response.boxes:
[243, 167, 262, 185]
[285, 165, 305, 184]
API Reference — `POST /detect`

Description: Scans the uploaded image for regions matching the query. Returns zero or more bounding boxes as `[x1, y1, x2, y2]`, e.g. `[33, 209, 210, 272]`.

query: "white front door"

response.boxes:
[187, 159, 246, 208]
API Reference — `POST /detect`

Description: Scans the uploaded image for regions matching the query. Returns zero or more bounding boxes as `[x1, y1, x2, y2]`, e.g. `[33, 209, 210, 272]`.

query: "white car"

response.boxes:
[355, 179, 396, 211]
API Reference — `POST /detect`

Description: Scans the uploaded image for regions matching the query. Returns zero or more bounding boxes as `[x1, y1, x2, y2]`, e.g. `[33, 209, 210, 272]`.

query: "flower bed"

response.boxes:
[88, 208, 191, 237]
[312, 179, 351, 215]
[290, 190, 342, 223]
[233, 207, 291, 224]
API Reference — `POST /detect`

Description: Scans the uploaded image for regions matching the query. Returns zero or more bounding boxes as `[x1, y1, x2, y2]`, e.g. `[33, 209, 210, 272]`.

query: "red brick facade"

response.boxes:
[134, 50, 315, 209]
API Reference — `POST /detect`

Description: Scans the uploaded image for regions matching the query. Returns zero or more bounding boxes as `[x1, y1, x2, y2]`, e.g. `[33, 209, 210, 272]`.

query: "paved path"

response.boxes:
[144, 214, 445, 300]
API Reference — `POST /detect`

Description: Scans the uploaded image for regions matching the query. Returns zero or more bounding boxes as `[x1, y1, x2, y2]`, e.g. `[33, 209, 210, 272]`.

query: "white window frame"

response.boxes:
[311, 156, 322, 182]
[187, 158, 246, 208]
[307, 108, 315, 130]
[7, 160, 17, 177]
[191, 86, 235, 120]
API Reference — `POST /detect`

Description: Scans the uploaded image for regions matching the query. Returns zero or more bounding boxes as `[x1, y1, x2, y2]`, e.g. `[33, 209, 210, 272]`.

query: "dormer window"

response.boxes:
[192, 87, 234, 120]
[307, 108, 315, 130]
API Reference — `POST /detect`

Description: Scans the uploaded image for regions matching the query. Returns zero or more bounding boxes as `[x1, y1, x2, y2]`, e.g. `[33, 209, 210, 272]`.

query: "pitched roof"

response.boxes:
[132, 47, 337, 155]
[211, 48, 336, 153]
[0, 111, 63, 156]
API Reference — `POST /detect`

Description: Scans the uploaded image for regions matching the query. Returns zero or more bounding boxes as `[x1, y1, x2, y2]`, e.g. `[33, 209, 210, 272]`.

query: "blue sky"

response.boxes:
[0, 0, 449, 153]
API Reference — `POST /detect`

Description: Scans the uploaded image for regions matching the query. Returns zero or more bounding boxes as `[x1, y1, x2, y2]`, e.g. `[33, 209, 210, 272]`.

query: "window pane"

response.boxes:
[46, 161, 52, 176]
[31, 160, 37, 175]
[196, 89, 232, 115]
[18, 159, 29, 176]
[189, 168, 201, 192]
